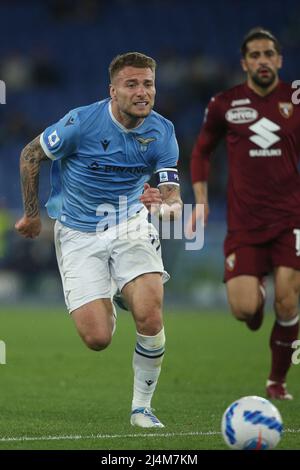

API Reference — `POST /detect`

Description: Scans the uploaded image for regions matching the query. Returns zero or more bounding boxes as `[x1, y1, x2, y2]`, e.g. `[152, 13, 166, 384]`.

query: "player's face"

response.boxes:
[110, 66, 156, 126]
[241, 39, 282, 89]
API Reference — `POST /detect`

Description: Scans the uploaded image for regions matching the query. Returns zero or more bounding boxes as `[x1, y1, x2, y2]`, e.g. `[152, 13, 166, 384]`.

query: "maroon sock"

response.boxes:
[269, 318, 299, 383]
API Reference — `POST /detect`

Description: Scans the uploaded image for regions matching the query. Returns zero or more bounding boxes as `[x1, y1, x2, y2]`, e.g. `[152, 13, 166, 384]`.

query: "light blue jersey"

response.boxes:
[40, 99, 179, 232]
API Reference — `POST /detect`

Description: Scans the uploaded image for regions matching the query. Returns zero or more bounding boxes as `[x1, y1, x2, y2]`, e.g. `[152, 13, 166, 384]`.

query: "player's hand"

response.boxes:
[15, 215, 42, 239]
[185, 203, 209, 237]
[139, 183, 163, 214]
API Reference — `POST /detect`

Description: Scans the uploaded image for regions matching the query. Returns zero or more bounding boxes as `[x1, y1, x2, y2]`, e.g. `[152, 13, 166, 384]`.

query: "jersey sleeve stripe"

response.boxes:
[157, 181, 180, 187]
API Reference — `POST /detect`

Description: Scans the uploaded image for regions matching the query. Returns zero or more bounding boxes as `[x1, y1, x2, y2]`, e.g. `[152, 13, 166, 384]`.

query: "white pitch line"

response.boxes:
[0, 429, 299, 443]
[0, 431, 219, 443]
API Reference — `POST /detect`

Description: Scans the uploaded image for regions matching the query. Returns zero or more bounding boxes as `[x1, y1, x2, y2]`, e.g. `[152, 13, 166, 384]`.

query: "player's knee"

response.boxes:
[82, 332, 112, 351]
[230, 298, 259, 321]
[274, 294, 298, 321]
[231, 308, 252, 322]
[135, 310, 163, 336]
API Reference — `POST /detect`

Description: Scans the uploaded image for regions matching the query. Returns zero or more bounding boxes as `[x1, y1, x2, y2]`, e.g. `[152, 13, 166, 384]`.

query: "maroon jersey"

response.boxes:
[191, 81, 300, 242]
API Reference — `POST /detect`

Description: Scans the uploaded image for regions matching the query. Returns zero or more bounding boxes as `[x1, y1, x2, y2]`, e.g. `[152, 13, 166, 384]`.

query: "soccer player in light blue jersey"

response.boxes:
[15, 52, 183, 428]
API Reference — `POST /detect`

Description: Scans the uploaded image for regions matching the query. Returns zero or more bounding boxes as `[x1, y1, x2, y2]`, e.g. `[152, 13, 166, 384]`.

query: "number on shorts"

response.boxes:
[293, 229, 300, 256]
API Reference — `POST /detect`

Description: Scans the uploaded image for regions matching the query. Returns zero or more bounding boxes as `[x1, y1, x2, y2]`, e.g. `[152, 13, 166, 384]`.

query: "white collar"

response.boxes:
[108, 101, 145, 133]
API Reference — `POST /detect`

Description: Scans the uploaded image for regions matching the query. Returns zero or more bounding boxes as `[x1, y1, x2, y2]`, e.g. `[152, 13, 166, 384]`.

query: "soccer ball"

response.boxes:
[221, 396, 283, 450]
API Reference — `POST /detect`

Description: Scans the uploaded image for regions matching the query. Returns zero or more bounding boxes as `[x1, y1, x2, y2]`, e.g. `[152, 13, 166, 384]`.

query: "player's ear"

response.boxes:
[277, 54, 283, 70]
[240, 58, 248, 73]
[109, 84, 116, 100]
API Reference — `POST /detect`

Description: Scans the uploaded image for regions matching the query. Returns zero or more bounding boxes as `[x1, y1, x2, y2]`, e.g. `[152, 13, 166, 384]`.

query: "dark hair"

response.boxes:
[109, 52, 156, 81]
[241, 27, 282, 57]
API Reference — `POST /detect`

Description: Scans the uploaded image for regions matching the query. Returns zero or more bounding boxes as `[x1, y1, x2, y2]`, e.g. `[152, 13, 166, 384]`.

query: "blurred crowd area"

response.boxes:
[0, 0, 299, 305]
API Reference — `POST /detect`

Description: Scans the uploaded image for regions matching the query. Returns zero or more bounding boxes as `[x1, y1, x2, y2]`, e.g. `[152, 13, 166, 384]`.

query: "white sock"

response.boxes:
[276, 314, 299, 327]
[132, 328, 165, 410]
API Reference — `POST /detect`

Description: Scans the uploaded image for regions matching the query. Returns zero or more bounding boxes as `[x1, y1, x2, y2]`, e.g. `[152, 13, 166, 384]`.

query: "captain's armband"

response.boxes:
[155, 167, 180, 187]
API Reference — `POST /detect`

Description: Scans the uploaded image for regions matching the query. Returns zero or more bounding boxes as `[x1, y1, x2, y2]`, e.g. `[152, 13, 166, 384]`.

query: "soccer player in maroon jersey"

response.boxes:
[188, 28, 300, 400]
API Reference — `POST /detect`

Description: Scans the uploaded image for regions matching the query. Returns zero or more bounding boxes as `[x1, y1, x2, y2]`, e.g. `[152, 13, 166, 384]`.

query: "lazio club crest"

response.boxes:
[278, 102, 293, 119]
[135, 137, 156, 152]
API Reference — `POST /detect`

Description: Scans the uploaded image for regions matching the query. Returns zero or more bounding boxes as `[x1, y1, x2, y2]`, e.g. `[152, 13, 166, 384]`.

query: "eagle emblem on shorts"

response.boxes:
[135, 137, 156, 152]
[226, 253, 236, 271]
[278, 102, 293, 118]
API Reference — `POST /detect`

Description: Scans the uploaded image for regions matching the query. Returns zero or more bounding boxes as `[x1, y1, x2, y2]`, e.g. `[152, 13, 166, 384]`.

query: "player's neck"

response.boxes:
[110, 102, 144, 129]
[247, 77, 280, 97]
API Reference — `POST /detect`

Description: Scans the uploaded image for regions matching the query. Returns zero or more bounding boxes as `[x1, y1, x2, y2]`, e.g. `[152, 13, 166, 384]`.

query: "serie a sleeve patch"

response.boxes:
[155, 168, 180, 187]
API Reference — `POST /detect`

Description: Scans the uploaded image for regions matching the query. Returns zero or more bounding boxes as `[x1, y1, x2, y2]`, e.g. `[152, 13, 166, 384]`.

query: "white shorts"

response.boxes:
[54, 209, 169, 313]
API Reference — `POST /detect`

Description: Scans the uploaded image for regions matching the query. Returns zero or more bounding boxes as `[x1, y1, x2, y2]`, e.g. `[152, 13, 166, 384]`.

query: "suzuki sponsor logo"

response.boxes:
[249, 117, 281, 157]
[225, 107, 258, 124]
[249, 149, 282, 157]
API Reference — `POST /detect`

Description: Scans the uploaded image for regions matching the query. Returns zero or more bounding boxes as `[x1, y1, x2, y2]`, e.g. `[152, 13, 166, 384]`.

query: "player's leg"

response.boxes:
[226, 275, 265, 326]
[122, 272, 165, 428]
[267, 228, 300, 399]
[54, 221, 116, 349]
[224, 244, 268, 330]
[266, 266, 300, 400]
[71, 299, 116, 350]
[110, 213, 167, 427]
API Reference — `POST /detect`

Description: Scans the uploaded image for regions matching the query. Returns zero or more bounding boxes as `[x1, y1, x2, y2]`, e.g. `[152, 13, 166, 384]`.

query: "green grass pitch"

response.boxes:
[0, 306, 299, 450]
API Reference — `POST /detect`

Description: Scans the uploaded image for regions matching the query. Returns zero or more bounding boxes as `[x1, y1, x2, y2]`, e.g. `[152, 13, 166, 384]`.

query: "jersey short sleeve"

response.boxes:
[40, 111, 80, 161]
[155, 122, 179, 171]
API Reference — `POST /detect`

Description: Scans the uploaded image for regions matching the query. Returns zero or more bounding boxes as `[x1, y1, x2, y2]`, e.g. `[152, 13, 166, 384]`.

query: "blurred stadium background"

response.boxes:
[0, 0, 299, 309]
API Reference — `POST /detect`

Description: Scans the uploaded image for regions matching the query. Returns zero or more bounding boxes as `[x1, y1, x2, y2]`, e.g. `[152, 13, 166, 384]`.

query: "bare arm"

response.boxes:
[184, 181, 209, 237]
[192, 181, 209, 221]
[15, 135, 48, 238]
[187, 95, 226, 235]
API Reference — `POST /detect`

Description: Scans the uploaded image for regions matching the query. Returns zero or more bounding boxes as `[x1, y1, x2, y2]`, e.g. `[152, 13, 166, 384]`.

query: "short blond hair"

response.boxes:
[109, 52, 156, 81]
